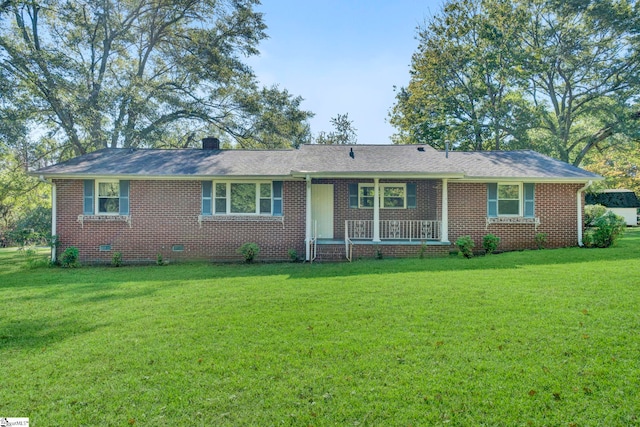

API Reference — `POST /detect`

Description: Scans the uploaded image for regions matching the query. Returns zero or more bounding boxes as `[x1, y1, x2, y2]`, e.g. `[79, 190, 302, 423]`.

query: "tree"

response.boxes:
[583, 140, 640, 194]
[391, 0, 640, 166]
[390, 0, 532, 151]
[0, 0, 313, 157]
[315, 113, 358, 145]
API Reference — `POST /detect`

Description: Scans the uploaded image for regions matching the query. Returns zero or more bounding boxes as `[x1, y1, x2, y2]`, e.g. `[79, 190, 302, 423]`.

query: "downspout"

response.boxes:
[51, 180, 57, 263]
[577, 180, 592, 247]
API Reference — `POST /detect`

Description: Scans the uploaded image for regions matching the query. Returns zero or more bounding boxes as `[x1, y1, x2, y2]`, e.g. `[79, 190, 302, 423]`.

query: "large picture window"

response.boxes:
[206, 181, 282, 216]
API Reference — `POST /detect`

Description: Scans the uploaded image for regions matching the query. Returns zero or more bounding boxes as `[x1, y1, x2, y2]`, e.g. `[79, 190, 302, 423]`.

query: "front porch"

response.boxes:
[310, 219, 450, 262]
[304, 177, 452, 261]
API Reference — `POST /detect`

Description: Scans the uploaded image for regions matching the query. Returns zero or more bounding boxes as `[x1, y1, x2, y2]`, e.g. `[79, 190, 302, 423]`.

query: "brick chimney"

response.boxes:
[202, 137, 220, 150]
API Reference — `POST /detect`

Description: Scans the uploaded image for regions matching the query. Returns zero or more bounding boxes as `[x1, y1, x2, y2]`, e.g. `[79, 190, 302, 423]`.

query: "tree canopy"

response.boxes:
[390, 0, 640, 166]
[315, 113, 358, 145]
[0, 0, 313, 158]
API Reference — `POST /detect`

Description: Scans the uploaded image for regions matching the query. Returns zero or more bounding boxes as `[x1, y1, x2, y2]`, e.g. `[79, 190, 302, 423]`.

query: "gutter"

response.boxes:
[577, 180, 593, 247]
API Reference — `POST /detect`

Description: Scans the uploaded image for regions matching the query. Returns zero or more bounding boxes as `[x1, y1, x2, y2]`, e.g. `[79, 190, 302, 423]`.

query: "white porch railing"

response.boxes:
[345, 219, 441, 241]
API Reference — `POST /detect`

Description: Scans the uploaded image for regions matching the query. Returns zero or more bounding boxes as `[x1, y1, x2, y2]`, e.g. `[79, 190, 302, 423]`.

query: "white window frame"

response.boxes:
[497, 182, 522, 217]
[213, 181, 273, 215]
[381, 183, 407, 209]
[358, 183, 407, 209]
[96, 179, 120, 215]
[358, 184, 375, 209]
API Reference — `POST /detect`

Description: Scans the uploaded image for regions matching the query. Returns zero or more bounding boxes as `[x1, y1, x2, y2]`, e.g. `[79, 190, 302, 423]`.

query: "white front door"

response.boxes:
[311, 184, 334, 239]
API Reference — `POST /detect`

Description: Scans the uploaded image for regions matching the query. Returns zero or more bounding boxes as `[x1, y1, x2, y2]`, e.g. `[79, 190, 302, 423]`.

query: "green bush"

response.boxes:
[455, 235, 475, 258]
[418, 242, 427, 259]
[156, 252, 165, 266]
[287, 249, 298, 262]
[61, 246, 80, 268]
[112, 251, 122, 267]
[237, 242, 260, 263]
[374, 245, 383, 259]
[482, 234, 500, 255]
[584, 204, 607, 226]
[535, 232, 548, 249]
[583, 211, 626, 248]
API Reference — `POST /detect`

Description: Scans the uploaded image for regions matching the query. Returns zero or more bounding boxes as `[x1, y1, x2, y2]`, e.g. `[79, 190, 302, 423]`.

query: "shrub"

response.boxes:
[288, 249, 298, 262]
[584, 204, 607, 226]
[482, 234, 500, 255]
[374, 245, 383, 259]
[61, 246, 80, 268]
[418, 242, 427, 259]
[237, 242, 260, 263]
[535, 232, 548, 249]
[112, 251, 122, 267]
[455, 235, 475, 258]
[156, 252, 165, 266]
[583, 211, 626, 248]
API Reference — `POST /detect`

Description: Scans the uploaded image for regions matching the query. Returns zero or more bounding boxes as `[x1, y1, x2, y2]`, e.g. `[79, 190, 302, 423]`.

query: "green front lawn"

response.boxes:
[1, 231, 640, 426]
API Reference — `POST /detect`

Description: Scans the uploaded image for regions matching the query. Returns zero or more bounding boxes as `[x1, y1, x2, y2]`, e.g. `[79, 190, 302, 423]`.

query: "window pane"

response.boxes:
[360, 186, 374, 208]
[499, 200, 519, 215]
[99, 197, 119, 213]
[260, 199, 271, 214]
[215, 183, 226, 197]
[361, 186, 374, 197]
[98, 182, 119, 197]
[230, 183, 256, 213]
[215, 198, 227, 214]
[498, 184, 519, 200]
[383, 186, 405, 208]
[260, 183, 271, 198]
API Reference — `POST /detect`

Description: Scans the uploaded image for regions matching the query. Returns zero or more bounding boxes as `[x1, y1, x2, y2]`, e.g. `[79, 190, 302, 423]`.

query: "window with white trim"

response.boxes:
[83, 179, 130, 216]
[497, 183, 521, 216]
[358, 184, 374, 208]
[97, 181, 120, 214]
[358, 183, 407, 209]
[382, 184, 406, 208]
[209, 181, 282, 215]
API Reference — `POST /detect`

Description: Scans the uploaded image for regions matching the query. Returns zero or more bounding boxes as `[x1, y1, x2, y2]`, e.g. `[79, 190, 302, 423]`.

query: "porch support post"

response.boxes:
[373, 178, 381, 242]
[305, 175, 312, 261]
[441, 178, 449, 242]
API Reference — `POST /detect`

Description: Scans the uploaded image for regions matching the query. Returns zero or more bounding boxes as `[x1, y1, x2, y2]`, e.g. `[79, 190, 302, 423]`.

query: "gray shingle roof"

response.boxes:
[35, 144, 602, 181]
[35, 148, 299, 177]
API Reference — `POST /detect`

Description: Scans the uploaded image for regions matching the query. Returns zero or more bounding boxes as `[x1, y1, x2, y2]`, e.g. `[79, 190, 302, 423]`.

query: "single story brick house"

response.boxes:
[586, 189, 640, 226]
[35, 140, 602, 263]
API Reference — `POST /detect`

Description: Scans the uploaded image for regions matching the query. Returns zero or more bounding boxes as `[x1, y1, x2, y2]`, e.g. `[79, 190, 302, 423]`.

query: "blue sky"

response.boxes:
[248, 1, 444, 144]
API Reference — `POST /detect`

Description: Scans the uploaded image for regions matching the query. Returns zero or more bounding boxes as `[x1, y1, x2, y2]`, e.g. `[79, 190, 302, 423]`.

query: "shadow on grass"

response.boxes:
[1, 229, 638, 286]
[0, 316, 107, 351]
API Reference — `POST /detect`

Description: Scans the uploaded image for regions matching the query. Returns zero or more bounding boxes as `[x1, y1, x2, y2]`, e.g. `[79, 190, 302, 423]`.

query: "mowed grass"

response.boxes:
[1, 231, 640, 426]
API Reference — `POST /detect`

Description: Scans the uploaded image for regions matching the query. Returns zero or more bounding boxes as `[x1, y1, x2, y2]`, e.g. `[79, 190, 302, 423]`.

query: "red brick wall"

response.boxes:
[54, 179, 306, 263]
[448, 182, 583, 251]
[54, 178, 585, 263]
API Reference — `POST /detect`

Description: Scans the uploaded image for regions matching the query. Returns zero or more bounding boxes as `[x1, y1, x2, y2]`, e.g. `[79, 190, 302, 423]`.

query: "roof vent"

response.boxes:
[417, 146, 425, 152]
[349, 147, 354, 159]
[202, 137, 220, 150]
